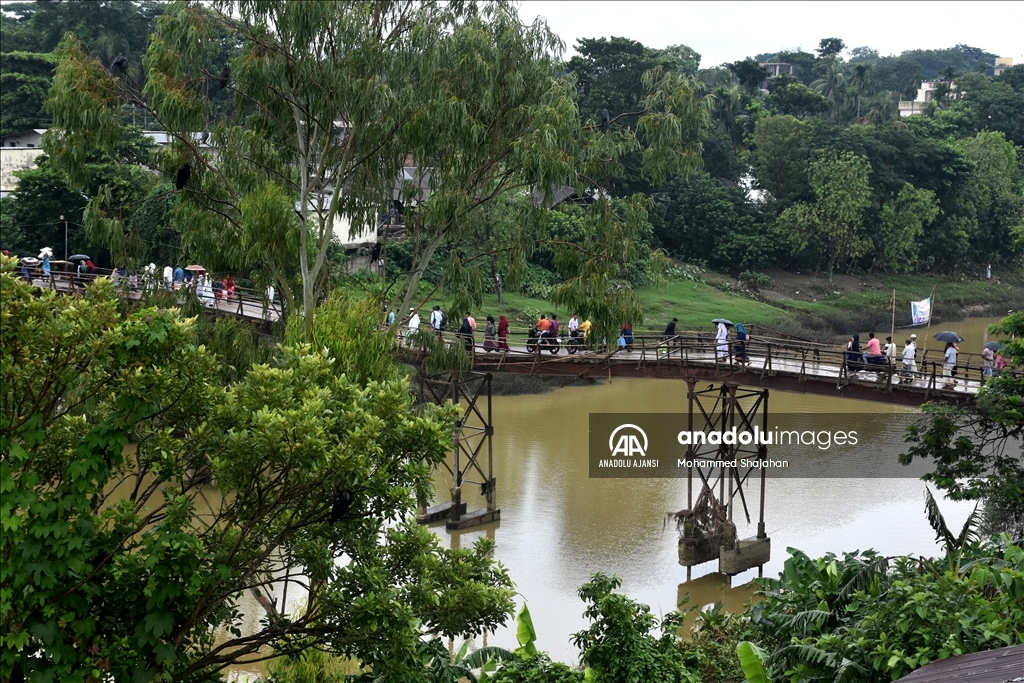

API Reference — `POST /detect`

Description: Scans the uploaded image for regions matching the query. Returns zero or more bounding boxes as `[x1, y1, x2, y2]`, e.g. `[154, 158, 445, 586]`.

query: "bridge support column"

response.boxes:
[416, 372, 500, 530]
[675, 382, 771, 578]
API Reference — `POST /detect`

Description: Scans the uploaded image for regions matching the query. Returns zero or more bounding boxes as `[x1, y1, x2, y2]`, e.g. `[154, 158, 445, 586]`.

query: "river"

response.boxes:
[224, 317, 1003, 679]
[424, 316, 1003, 663]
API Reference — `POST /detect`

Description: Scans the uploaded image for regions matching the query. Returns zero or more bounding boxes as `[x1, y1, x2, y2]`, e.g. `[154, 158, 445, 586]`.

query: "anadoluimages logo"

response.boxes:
[608, 424, 648, 457]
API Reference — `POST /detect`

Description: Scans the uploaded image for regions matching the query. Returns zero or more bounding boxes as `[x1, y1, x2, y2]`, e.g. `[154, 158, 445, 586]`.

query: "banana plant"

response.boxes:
[736, 641, 771, 683]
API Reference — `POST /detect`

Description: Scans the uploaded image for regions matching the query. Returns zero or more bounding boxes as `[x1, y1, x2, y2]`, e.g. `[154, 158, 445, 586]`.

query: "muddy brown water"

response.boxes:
[224, 317, 1003, 677]
[422, 317, 1002, 664]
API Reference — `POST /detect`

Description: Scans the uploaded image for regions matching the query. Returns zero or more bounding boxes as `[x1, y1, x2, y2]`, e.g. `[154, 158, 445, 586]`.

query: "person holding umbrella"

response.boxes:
[934, 331, 963, 388]
[712, 319, 732, 359]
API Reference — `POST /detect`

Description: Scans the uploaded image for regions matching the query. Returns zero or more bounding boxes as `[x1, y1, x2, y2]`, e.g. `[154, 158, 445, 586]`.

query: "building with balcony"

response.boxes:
[993, 57, 1013, 76]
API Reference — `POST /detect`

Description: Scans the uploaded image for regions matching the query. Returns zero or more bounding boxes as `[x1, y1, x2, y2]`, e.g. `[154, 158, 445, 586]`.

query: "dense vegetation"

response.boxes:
[2, 2, 1023, 680]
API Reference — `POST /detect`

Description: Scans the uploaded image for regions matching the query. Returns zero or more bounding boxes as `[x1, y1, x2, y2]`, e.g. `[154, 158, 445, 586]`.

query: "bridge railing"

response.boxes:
[22, 265, 282, 322]
[411, 326, 1010, 395]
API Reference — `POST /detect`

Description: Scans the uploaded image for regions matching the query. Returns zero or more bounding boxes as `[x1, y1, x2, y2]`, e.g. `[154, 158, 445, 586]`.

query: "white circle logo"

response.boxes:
[609, 424, 648, 457]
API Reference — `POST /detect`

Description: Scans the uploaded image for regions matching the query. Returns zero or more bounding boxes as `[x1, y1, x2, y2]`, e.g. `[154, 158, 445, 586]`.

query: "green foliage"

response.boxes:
[739, 271, 774, 291]
[750, 115, 810, 208]
[285, 289, 399, 385]
[654, 175, 778, 271]
[736, 642, 771, 683]
[875, 183, 940, 273]
[778, 150, 873, 282]
[901, 311, 1024, 538]
[572, 573, 699, 683]
[0, 258, 514, 680]
[746, 537, 1024, 683]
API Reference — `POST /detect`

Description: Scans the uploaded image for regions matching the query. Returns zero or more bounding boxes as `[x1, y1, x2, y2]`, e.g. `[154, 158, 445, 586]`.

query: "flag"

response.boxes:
[911, 297, 931, 325]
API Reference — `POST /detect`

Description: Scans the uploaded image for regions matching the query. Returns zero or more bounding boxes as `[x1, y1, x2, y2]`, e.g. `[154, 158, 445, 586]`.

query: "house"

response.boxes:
[0, 130, 46, 197]
[898, 80, 959, 117]
[758, 62, 793, 91]
[0, 129, 212, 197]
[993, 57, 1013, 76]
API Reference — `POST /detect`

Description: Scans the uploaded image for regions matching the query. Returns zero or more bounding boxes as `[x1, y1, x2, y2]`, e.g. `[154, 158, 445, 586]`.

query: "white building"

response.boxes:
[993, 57, 1013, 77]
[898, 81, 959, 117]
[0, 130, 46, 197]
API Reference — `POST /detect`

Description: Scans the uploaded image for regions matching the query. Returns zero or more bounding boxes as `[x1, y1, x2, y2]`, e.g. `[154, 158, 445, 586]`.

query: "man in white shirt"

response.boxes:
[568, 314, 579, 335]
[901, 338, 917, 383]
[407, 308, 421, 335]
[430, 306, 443, 331]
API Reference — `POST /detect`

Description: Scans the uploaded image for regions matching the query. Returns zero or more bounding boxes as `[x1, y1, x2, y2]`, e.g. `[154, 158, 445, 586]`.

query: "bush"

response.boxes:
[739, 270, 774, 291]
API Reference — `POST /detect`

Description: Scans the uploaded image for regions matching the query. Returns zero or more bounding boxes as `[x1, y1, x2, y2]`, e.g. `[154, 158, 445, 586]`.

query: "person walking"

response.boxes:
[982, 345, 994, 379]
[483, 315, 498, 352]
[715, 322, 729, 359]
[901, 338, 916, 383]
[621, 322, 634, 352]
[664, 317, 678, 340]
[568, 314, 580, 336]
[735, 323, 749, 363]
[430, 305, 443, 331]
[163, 265, 174, 291]
[497, 314, 510, 350]
[458, 315, 474, 352]
[40, 248, 52, 278]
[173, 265, 184, 287]
[942, 341, 958, 388]
[466, 312, 477, 333]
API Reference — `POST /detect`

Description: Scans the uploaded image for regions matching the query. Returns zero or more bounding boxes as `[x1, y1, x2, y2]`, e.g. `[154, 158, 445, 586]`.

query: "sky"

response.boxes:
[518, 1, 1024, 67]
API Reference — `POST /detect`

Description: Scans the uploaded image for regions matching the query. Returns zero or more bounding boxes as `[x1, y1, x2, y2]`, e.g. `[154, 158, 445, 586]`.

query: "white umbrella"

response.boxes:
[38, 247, 53, 258]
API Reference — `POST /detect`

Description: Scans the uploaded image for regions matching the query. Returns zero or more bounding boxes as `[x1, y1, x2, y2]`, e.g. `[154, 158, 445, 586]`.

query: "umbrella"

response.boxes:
[984, 341, 1005, 352]
[68, 254, 90, 261]
[711, 318, 734, 327]
[20, 257, 40, 265]
[185, 264, 206, 272]
[934, 331, 964, 343]
[38, 247, 53, 258]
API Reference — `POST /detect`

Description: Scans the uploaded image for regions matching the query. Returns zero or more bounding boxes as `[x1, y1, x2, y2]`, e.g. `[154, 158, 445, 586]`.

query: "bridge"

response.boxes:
[434, 330, 990, 408]
[25, 267, 995, 407]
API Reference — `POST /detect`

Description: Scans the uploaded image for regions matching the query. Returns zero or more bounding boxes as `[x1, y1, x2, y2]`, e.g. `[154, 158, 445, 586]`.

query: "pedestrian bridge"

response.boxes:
[427, 330, 995, 407]
[26, 269, 1003, 407]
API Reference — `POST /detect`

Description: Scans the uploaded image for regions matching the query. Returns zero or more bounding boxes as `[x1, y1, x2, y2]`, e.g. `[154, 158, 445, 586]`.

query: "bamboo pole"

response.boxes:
[922, 284, 938, 358]
[890, 288, 897, 370]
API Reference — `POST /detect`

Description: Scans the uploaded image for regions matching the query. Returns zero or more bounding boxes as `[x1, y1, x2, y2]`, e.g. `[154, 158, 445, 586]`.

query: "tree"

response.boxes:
[749, 115, 810, 208]
[766, 77, 831, 118]
[0, 0, 165, 134]
[955, 130, 1024, 263]
[0, 260, 515, 681]
[654, 175, 777, 271]
[727, 57, 768, 94]
[875, 183, 939, 273]
[778, 150, 872, 282]
[572, 574, 696, 683]
[901, 311, 1024, 538]
[816, 38, 846, 59]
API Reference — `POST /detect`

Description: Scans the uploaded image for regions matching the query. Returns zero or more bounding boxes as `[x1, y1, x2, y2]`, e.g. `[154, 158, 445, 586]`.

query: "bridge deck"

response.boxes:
[427, 332, 996, 407]
[24, 270, 1009, 407]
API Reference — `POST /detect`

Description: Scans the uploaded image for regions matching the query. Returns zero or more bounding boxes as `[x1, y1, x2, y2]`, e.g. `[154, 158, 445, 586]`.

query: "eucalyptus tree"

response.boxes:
[47, 1, 469, 338]
[46, 1, 710, 342]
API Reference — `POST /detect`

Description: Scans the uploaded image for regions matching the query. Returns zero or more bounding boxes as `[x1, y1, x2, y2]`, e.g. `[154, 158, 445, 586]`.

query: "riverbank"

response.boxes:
[438, 269, 1022, 340]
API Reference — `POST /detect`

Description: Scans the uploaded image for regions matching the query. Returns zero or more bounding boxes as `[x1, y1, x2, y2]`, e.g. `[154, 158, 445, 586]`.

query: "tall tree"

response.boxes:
[875, 183, 939, 273]
[816, 37, 846, 59]
[778, 150, 873, 282]
[727, 57, 768, 94]
[749, 115, 810, 208]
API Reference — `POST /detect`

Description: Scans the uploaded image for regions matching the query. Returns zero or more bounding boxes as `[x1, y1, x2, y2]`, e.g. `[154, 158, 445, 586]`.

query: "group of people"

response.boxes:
[847, 332, 1007, 388]
[397, 307, 599, 353]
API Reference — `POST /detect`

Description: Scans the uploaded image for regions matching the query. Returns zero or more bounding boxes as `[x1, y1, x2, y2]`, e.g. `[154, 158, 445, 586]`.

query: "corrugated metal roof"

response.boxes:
[894, 644, 1024, 683]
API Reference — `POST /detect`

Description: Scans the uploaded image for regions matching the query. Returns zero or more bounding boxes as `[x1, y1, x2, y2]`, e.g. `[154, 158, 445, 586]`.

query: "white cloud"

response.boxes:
[518, 1, 1024, 67]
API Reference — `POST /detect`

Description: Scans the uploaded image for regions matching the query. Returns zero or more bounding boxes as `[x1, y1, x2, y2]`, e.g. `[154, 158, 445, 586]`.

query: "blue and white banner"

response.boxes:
[911, 297, 931, 326]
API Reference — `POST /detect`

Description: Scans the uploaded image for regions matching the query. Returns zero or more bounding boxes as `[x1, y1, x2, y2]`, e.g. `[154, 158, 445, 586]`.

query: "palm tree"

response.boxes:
[850, 63, 872, 119]
[711, 84, 747, 147]
[811, 57, 846, 120]
[858, 91, 901, 125]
